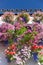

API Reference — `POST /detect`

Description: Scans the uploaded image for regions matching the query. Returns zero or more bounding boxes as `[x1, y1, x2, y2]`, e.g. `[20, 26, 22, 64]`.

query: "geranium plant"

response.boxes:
[5, 44, 16, 62]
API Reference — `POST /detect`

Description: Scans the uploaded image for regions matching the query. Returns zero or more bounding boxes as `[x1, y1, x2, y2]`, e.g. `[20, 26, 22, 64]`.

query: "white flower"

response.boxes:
[38, 62, 41, 65]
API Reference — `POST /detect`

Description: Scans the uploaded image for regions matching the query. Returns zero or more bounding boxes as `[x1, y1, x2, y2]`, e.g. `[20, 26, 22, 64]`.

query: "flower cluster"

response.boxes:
[5, 44, 16, 61]
[2, 12, 14, 24]
[5, 42, 31, 65]
[0, 22, 15, 41]
[32, 23, 42, 33]
[16, 12, 30, 23]
[14, 45, 31, 65]
[32, 11, 43, 23]
[4, 21, 43, 64]
[1, 11, 43, 65]
[31, 44, 43, 52]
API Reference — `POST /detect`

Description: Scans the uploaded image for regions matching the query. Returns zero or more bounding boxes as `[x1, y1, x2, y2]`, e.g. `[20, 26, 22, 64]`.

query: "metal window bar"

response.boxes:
[0, 9, 43, 15]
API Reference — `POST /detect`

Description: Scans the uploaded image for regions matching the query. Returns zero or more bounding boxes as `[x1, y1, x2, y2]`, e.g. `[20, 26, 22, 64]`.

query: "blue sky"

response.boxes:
[0, 0, 43, 9]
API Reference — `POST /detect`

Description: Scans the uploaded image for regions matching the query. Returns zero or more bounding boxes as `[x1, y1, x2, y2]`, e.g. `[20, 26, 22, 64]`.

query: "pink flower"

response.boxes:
[27, 29, 32, 33]
[0, 32, 2, 36]
[16, 27, 21, 30]
[24, 30, 31, 34]
[0, 22, 15, 32]
[7, 23, 14, 30]
[19, 17, 23, 21]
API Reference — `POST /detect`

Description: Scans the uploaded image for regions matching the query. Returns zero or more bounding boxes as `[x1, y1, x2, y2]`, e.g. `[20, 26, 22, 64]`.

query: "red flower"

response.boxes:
[5, 50, 9, 54]
[11, 44, 16, 49]
[39, 45, 43, 49]
[8, 44, 16, 50]
[31, 44, 39, 50]
[9, 51, 16, 55]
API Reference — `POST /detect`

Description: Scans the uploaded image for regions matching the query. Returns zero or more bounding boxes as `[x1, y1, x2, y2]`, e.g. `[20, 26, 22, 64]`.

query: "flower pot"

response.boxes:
[32, 52, 38, 62]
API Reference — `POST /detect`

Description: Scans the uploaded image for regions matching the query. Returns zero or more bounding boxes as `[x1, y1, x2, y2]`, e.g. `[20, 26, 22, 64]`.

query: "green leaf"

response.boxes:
[7, 30, 14, 34]
[16, 27, 27, 35]
[8, 39, 13, 44]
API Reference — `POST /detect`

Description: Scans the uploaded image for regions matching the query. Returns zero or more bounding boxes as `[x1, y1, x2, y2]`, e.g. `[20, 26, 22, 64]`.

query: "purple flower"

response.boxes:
[0, 22, 15, 33]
